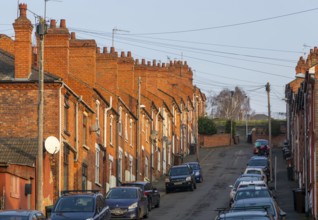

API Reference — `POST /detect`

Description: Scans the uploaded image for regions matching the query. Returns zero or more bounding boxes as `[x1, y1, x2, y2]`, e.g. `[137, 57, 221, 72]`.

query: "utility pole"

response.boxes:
[266, 82, 272, 182]
[136, 77, 141, 181]
[36, 17, 46, 212]
[230, 91, 234, 145]
[112, 27, 129, 47]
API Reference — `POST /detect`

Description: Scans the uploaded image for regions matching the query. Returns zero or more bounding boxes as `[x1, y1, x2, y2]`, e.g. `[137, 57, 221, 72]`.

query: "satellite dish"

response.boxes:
[45, 136, 60, 154]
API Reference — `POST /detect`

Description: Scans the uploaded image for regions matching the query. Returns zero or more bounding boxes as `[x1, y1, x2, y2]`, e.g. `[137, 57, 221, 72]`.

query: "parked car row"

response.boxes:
[216, 154, 286, 220]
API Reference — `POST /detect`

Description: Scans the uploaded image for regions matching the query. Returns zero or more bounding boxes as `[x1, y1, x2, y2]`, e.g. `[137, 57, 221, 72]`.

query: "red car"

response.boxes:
[253, 139, 269, 156]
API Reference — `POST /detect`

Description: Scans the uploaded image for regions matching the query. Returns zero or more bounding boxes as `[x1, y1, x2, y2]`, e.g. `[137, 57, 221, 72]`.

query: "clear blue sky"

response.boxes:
[1, 0, 318, 117]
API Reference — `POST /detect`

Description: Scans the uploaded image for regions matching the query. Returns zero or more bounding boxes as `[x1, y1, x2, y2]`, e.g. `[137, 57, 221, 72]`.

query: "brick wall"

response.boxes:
[199, 134, 230, 148]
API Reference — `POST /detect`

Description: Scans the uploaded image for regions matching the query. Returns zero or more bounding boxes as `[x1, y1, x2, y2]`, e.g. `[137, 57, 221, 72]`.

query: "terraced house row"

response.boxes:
[0, 4, 206, 211]
[285, 47, 318, 218]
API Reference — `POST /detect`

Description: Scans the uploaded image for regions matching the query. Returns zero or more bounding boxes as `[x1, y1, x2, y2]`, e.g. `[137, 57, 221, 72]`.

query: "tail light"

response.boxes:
[144, 191, 149, 196]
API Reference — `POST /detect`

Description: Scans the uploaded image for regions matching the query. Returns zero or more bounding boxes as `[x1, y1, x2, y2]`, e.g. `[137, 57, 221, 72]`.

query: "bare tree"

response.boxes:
[208, 87, 251, 119]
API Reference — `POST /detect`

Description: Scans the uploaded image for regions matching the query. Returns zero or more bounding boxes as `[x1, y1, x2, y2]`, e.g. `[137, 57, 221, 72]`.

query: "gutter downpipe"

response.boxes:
[104, 97, 113, 147]
[75, 96, 82, 162]
[116, 97, 120, 186]
[304, 92, 308, 214]
[58, 83, 64, 197]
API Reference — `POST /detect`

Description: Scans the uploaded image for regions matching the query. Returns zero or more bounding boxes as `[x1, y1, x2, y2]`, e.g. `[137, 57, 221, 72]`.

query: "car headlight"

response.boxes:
[195, 171, 200, 176]
[165, 178, 170, 183]
[85, 218, 94, 220]
[186, 176, 191, 181]
[128, 202, 138, 210]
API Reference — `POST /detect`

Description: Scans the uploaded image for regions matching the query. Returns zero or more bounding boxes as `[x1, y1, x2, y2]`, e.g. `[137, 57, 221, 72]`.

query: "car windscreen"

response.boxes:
[54, 196, 94, 212]
[232, 203, 275, 217]
[255, 140, 268, 147]
[121, 183, 143, 190]
[246, 170, 262, 175]
[248, 160, 268, 167]
[169, 167, 189, 176]
[188, 163, 199, 170]
[106, 188, 138, 199]
[235, 190, 271, 200]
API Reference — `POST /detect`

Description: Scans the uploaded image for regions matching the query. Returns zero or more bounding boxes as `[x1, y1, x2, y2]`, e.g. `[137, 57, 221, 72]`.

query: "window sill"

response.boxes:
[83, 145, 90, 151]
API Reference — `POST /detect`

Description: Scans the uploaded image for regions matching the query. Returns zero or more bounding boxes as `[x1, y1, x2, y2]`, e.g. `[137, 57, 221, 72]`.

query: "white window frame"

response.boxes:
[119, 107, 122, 136]
[95, 143, 100, 184]
[129, 119, 133, 146]
[110, 115, 113, 145]
[125, 113, 128, 141]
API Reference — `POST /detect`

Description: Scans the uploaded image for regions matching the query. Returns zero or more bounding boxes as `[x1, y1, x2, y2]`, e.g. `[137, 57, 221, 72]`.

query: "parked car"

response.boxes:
[230, 185, 273, 206]
[0, 210, 46, 220]
[254, 139, 270, 156]
[50, 190, 110, 220]
[184, 161, 203, 183]
[229, 176, 262, 203]
[165, 164, 196, 193]
[232, 197, 286, 220]
[121, 181, 160, 211]
[247, 156, 270, 179]
[244, 167, 268, 183]
[105, 186, 149, 219]
[215, 210, 275, 220]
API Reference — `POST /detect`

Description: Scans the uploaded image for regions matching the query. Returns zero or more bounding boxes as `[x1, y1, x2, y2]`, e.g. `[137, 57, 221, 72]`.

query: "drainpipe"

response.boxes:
[116, 97, 120, 186]
[74, 96, 82, 162]
[304, 92, 308, 214]
[104, 97, 113, 147]
[58, 83, 64, 197]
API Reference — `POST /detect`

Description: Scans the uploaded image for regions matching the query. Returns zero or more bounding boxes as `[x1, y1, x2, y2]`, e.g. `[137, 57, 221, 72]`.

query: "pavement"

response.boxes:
[152, 143, 309, 220]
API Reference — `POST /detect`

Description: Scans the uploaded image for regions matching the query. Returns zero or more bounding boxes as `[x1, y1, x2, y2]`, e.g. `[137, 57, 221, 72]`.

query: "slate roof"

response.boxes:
[0, 137, 37, 167]
[0, 48, 61, 81]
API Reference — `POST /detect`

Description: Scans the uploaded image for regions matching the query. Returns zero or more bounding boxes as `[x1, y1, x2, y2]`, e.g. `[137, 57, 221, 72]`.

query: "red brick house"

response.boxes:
[0, 3, 205, 212]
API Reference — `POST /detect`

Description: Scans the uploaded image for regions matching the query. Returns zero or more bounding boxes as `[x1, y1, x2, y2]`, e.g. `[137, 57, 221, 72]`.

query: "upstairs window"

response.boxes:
[83, 112, 88, 146]
[64, 94, 70, 135]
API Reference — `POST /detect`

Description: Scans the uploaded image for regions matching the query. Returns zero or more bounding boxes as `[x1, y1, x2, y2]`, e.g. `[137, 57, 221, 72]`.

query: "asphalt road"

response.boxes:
[149, 144, 253, 220]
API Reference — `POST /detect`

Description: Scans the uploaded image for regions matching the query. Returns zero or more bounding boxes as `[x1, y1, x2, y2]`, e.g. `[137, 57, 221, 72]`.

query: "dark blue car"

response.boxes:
[50, 190, 110, 220]
[105, 186, 149, 219]
[184, 161, 203, 183]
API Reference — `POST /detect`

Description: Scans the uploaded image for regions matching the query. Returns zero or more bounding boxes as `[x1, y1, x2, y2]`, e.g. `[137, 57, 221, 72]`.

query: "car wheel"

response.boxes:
[194, 182, 197, 189]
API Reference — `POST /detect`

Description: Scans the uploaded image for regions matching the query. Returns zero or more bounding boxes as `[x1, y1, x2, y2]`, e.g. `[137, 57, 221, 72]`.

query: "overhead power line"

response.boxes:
[125, 7, 318, 35]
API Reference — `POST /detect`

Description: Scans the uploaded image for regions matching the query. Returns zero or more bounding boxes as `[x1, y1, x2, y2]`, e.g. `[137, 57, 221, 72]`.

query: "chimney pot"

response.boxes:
[60, 19, 66, 28]
[153, 60, 156, 66]
[135, 59, 139, 64]
[71, 32, 76, 39]
[142, 59, 146, 65]
[96, 47, 100, 53]
[127, 51, 132, 57]
[162, 63, 166, 67]
[19, 4, 27, 17]
[103, 47, 107, 53]
[110, 47, 115, 53]
[147, 61, 151, 66]
[121, 51, 125, 57]
[50, 19, 56, 28]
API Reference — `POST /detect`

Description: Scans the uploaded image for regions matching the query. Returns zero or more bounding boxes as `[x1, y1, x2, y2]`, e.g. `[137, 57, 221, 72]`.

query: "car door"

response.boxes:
[95, 195, 110, 220]
[150, 183, 160, 205]
[138, 189, 148, 215]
